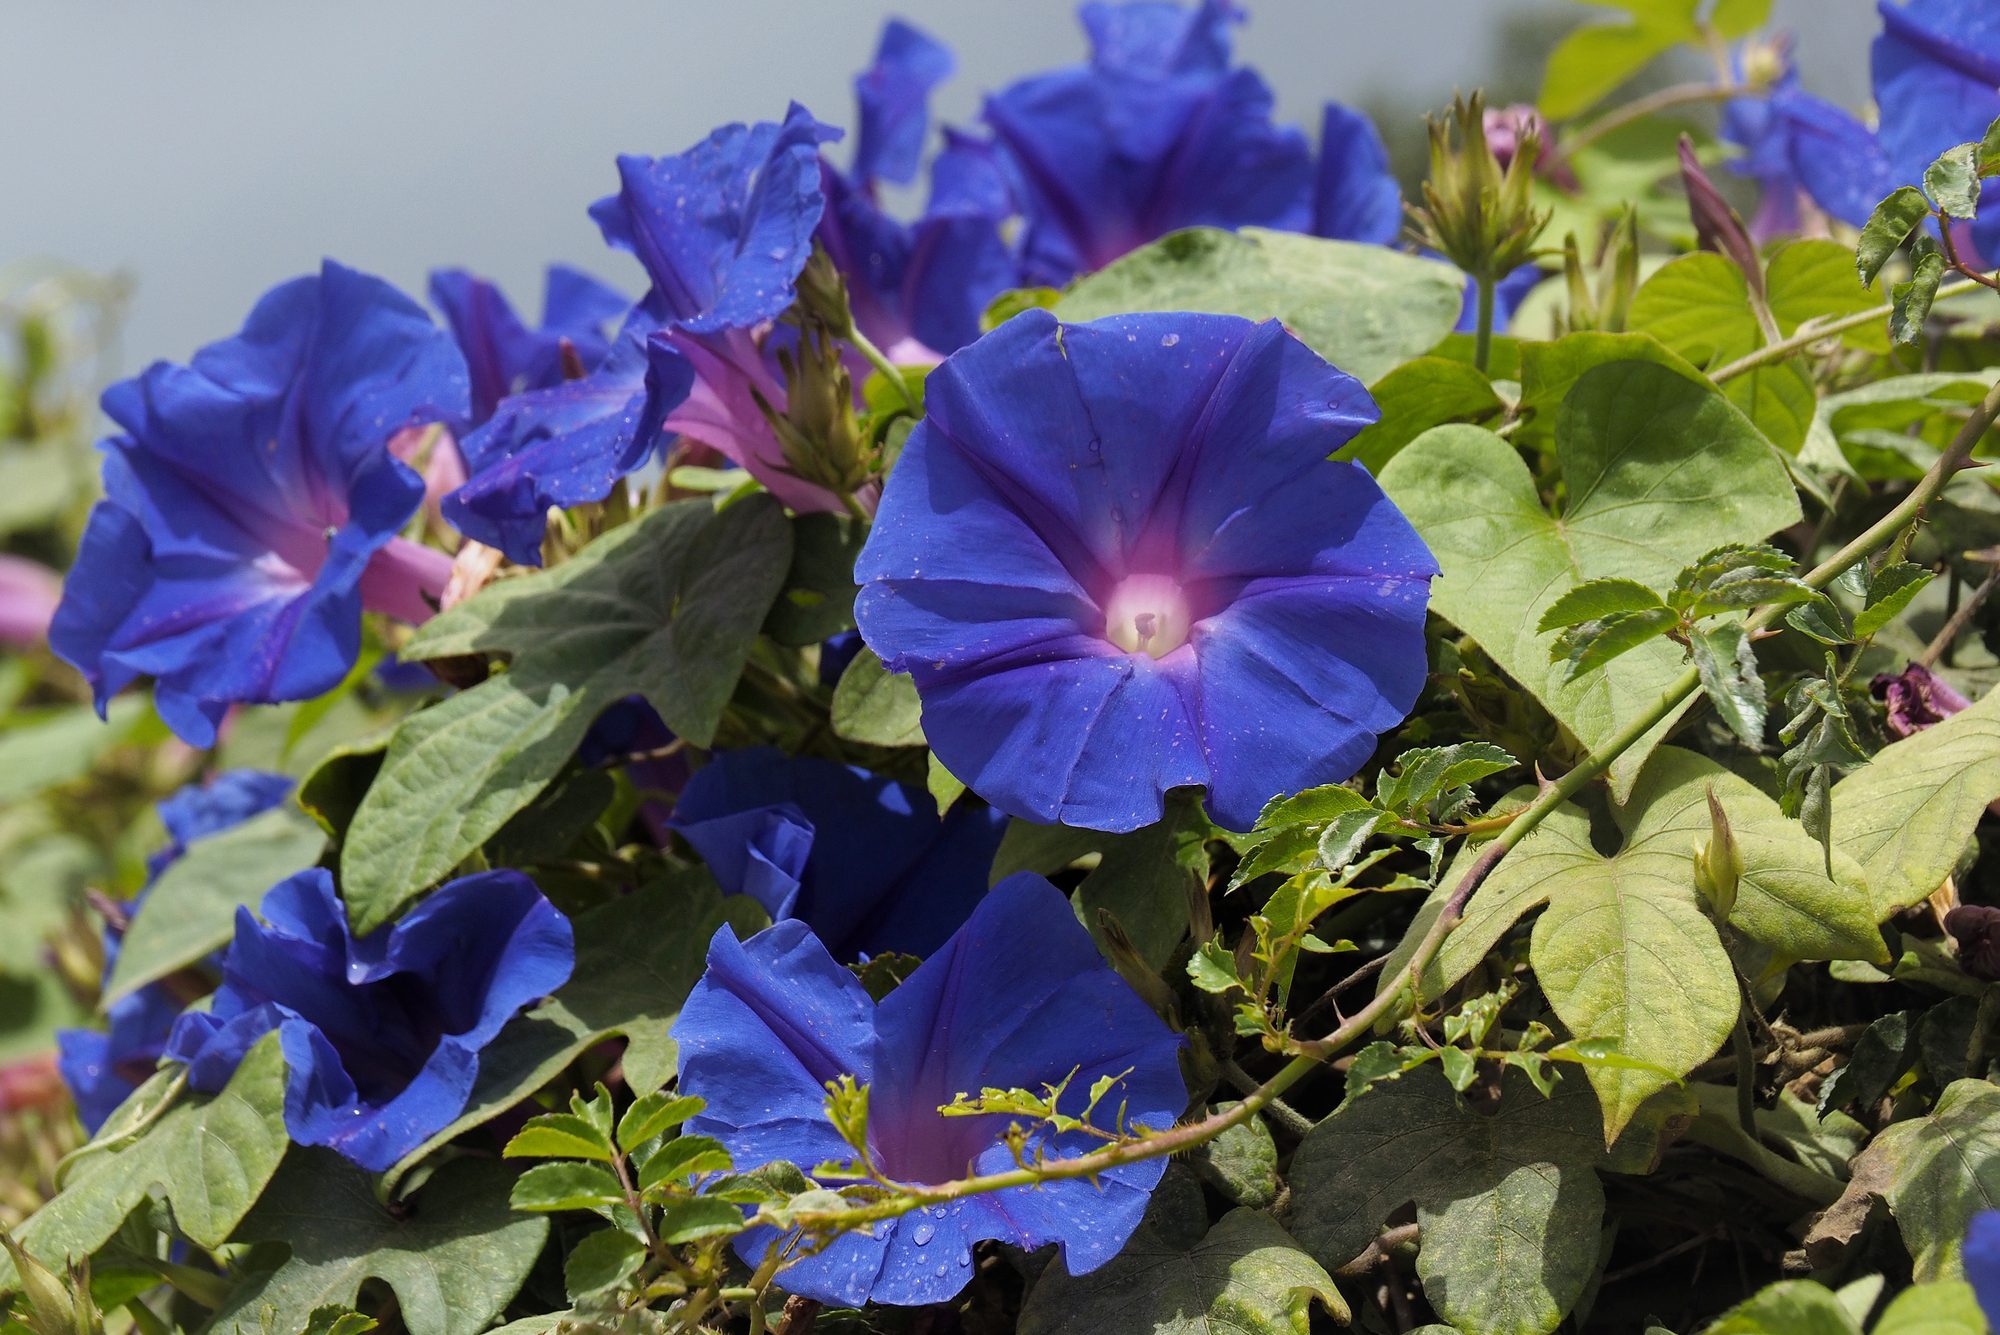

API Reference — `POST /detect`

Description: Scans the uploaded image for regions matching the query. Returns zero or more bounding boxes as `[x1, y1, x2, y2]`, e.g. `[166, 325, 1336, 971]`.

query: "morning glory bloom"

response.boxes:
[854, 309, 1435, 833]
[853, 18, 955, 188]
[163, 867, 572, 1171]
[1720, 43, 1897, 240]
[445, 105, 845, 560]
[429, 265, 625, 426]
[1311, 102, 1402, 245]
[49, 261, 470, 746]
[58, 770, 295, 1131]
[673, 872, 1185, 1306]
[1873, 0, 2000, 260]
[1969, 1211, 2000, 1325]
[819, 22, 1019, 360]
[670, 748, 1008, 960]
[983, 0, 1311, 285]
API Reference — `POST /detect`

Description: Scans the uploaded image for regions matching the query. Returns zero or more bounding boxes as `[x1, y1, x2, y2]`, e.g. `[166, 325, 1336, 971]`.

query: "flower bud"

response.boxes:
[1693, 787, 1742, 924]
[0, 1233, 101, 1335]
[1412, 91, 1552, 284]
[794, 246, 856, 342]
[755, 321, 874, 498]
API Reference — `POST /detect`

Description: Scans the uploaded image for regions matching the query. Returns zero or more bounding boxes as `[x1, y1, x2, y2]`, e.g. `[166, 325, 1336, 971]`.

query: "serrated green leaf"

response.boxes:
[211, 1152, 545, 1335]
[562, 1228, 645, 1301]
[1786, 597, 1854, 645]
[1187, 938, 1243, 995]
[1381, 364, 1800, 801]
[1376, 742, 1518, 816]
[617, 1093, 704, 1152]
[1292, 1066, 1604, 1335]
[1856, 188, 1936, 283]
[340, 496, 792, 931]
[1056, 228, 1463, 385]
[635, 1135, 733, 1193]
[1189, 1104, 1279, 1209]
[384, 875, 761, 1191]
[1926, 143, 1981, 218]
[502, 1116, 613, 1163]
[1690, 622, 1767, 748]
[1551, 606, 1681, 676]
[830, 647, 924, 748]
[1537, 578, 1671, 632]
[1831, 680, 2000, 917]
[656, 1198, 746, 1245]
[1852, 561, 1934, 639]
[509, 1162, 624, 1213]
[2, 1034, 289, 1290]
[1315, 807, 1386, 874]
[1892, 251, 1947, 345]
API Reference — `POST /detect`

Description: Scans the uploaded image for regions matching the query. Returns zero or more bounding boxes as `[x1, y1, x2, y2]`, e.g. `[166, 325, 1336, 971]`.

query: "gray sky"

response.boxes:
[0, 0, 1878, 369]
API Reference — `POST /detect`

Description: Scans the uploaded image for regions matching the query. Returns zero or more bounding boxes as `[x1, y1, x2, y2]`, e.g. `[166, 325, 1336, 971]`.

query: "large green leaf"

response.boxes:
[1844, 1079, 2000, 1282]
[1378, 361, 1802, 798]
[0, 830, 99, 1061]
[383, 873, 764, 1191]
[1627, 243, 1883, 370]
[1289, 1067, 1605, 1335]
[212, 1152, 547, 1335]
[1018, 1170, 1345, 1335]
[1538, 0, 1699, 120]
[1830, 682, 2000, 918]
[1056, 227, 1464, 384]
[340, 497, 793, 931]
[2, 1035, 288, 1290]
[104, 803, 327, 1002]
[1390, 750, 1880, 1139]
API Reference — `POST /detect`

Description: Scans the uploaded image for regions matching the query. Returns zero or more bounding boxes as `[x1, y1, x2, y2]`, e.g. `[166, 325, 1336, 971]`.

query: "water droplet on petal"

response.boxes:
[934, 1263, 949, 1278]
[1160, 333, 1180, 347]
[913, 1222, 935, 1246]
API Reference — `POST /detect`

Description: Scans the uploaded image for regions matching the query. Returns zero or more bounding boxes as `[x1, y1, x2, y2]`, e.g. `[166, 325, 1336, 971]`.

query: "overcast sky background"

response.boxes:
[0, 0, 1881, 369]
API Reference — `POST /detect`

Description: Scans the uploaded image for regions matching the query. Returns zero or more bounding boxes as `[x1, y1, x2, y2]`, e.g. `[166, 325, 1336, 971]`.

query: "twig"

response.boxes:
[1558, 82, 1739, 159]
[1336, 1223, 1421, 1278]
[1918, 564, 2000, 668]
[1220, 1061, 1315, 1139]
[1710, 278, 1986, 383]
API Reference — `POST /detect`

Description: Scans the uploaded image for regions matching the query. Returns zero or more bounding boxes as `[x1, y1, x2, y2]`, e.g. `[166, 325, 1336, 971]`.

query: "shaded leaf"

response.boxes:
[1345, 357, 1505, 473]
[211, 1152, 546, 1335]
[1691, 622, 1767, 748]
[1848, 1079, 2000, 1282]
[1291, 1066, 1605, 1335]
[341, 497, 792, 931]
[830, 647, 924, 748]
[1859, 187, 1933, 286]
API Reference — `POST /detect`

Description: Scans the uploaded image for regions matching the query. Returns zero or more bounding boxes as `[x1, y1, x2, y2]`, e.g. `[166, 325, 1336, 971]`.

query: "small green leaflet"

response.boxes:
[1857, 186, 1931, 286]
[1924, 144, 1981, 220]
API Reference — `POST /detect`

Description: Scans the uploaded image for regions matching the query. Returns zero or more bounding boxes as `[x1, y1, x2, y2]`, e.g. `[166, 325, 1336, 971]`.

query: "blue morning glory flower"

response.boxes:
[429, 265, 625, 426]
[819, 20, 1019, 361]
[163, 867, 573, 1171]
[1873, 0, 2000, 260]
[446, 105, 848, 560]
[982, 0, 1311, 285]
[1720, 44, 1897, 240]
[1311, 102, 1402, 245]
[672, 872, 1185, 1307]
[1969, 1210, 2000, 1326]
[442, 314, 677, 565]
[670, 748, 1008, 960]
[853, 18, 956, 188]
[58, 770, 295, 1132]
[48, 261, 470, 746]
[853, 309, 1436, 833]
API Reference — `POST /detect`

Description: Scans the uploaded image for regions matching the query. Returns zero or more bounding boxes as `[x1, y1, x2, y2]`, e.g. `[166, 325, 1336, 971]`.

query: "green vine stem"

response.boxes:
[1710, 277, 1985, 383]
[768, 373, 2000, 1247]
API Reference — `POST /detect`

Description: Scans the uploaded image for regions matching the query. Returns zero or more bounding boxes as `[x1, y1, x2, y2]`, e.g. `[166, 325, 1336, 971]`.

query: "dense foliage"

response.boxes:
[9, 1, 2000, 1332]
